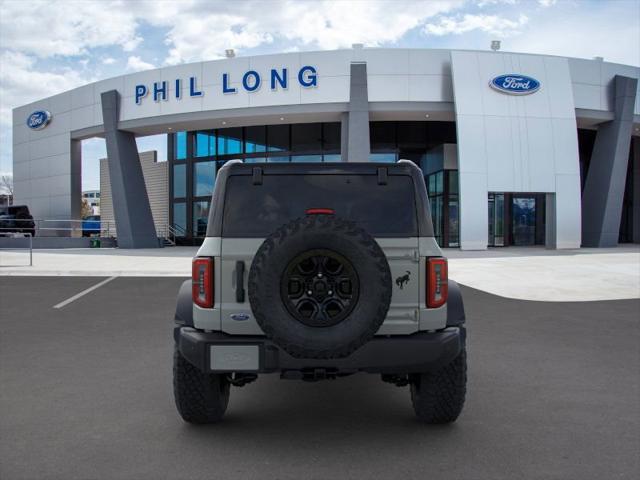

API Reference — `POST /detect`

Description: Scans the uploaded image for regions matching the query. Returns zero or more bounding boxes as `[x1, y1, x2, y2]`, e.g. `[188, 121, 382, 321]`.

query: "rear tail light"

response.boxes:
[305, 208, 335, 215]
[427, 257, 448, 308]
[192, 257, 214, 308]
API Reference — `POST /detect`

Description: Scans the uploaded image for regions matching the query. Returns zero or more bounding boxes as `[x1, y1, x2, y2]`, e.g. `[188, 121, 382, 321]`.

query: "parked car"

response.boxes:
[82, 215, 101, 237]
[173, 160, 467, 424]
[0, 205, 36, 237]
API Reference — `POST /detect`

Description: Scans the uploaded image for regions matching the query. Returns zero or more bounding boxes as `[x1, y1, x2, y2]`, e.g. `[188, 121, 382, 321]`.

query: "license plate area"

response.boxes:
[210, 345, 260, 371]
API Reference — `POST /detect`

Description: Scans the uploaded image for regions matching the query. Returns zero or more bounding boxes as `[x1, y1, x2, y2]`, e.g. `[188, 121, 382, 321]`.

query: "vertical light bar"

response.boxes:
[427, 257, 448, 308]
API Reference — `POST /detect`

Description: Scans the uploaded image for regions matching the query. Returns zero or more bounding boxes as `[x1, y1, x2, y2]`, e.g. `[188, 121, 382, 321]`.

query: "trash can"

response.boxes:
[90, 238, 101, 248]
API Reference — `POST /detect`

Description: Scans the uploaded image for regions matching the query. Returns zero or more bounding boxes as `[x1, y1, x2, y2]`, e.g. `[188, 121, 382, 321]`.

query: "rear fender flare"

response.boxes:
[446, 280, 466, 327]
[174, 280, 193, 328]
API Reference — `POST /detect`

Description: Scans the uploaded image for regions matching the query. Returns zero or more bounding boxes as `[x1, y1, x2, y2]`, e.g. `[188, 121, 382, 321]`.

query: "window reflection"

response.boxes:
[195, 131, 215, 157]
[175, 131, 187, 160]
[194, 161, 216, 197]
[245, 126, 267, 153]
[173, 164, 186, 198]
[193, 201, 210, 237]
[218, 127, 242, 155]
[173, 202, 186, 232]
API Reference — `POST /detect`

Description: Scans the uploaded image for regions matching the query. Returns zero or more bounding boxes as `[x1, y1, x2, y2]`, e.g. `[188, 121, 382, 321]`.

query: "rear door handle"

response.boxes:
[235, 261, 245, 303]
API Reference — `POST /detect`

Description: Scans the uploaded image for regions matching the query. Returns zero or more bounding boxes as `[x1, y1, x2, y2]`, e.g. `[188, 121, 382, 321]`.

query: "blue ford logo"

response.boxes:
[26, 110, 52, 130]
[490, 74, 540, 95]
[230, 313, 250, 321]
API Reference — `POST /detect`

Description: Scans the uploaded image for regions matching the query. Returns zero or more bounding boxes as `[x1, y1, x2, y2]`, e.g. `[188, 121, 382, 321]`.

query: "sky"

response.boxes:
[0, 0, 639, 191]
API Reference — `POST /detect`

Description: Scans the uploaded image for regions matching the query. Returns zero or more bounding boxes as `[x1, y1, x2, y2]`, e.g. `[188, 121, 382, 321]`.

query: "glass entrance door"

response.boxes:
[488, 193, 505, 246]
[511, 197, 536, 246]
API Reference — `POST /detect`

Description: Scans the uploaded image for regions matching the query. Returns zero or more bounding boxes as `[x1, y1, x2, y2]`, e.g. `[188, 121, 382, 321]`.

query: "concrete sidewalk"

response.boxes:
[1, 245, 638, 302]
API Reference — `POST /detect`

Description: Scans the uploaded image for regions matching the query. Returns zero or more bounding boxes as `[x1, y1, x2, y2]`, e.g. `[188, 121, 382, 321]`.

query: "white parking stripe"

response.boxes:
[53, 276, 118, 309]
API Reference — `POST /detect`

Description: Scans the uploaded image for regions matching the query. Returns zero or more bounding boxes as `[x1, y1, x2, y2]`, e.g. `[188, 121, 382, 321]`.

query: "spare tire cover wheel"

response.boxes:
[248, 215, 392, 359]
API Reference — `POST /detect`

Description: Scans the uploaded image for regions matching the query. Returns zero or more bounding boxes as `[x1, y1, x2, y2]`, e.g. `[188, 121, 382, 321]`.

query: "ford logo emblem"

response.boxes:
[230, 313, 250, 321]
[490, 74, 540, 95]
[26, 110, 52, 130]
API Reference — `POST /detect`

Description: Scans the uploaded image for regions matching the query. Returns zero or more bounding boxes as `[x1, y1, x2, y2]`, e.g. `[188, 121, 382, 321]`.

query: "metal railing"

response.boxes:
[0, 232, 33, 266]
[0, 218, 188, 247]
[162, 223, 188, 246]
[0, 218, 117, 237]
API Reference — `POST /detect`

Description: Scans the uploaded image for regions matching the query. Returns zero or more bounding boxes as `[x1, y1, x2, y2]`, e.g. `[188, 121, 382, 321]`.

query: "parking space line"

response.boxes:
[53, 276, 118, 309]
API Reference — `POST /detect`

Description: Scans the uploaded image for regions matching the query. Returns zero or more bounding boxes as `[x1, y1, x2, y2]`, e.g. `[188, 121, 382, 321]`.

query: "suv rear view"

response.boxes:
[173, 161, 467, 424]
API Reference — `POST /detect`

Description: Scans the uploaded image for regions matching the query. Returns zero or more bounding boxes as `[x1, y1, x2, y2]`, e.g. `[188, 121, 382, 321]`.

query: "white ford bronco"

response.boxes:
[173, 160, 467, 424]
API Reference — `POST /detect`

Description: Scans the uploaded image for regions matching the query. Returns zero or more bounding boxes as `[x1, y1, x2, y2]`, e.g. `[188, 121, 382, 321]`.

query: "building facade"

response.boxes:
[81, 190, 100, 215]
[11, 48, 640, 249]
[99, 150, 168, 238]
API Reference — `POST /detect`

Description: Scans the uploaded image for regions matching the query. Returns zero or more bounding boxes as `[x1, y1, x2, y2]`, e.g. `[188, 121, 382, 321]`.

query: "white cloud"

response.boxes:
[507, 5, 640, 66]
[0, 50, 93, 172]
[424, 13, 529, 37]
[538, 0, 557, 7]
[126, 56, 155, 72]
[0, 0, 142, 58]
[102, 57, 116, 65]
[125, 0, 464, 65]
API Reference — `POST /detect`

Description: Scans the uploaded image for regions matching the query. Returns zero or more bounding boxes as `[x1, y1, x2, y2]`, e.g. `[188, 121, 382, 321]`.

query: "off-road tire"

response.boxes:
[173, 344, 230, 424]
[249, 214, 392, 359]
[410, 346, 467, 424]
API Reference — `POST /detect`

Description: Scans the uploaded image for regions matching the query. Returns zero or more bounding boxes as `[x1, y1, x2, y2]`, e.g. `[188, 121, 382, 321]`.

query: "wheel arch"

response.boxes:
[174, 280, 194, 327]
[446, 280, 466, 327]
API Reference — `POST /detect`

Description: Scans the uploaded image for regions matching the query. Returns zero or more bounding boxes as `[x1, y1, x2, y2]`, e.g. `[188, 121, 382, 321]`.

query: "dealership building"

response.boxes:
[11, 47, 640, 249]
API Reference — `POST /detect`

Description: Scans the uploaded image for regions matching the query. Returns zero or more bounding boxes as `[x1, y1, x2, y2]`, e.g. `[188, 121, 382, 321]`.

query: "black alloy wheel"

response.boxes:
[281, 249, 359, 328]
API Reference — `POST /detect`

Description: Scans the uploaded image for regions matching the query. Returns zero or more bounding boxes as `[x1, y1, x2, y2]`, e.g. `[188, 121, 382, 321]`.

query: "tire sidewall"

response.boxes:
[249, 216, 391, 358]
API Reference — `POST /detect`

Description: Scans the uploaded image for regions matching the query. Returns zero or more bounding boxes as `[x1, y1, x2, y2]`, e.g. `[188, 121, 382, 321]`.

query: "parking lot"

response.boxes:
[1, 276, 639, 480]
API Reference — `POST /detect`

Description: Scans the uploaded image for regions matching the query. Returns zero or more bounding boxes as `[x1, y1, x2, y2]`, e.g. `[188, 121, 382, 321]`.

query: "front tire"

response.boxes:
[410, 346, 467, 424]
[173, 344, 230, 424]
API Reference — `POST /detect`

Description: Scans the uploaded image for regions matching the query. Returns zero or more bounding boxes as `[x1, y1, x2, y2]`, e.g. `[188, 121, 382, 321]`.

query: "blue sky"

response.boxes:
[1, 0, 638, 191]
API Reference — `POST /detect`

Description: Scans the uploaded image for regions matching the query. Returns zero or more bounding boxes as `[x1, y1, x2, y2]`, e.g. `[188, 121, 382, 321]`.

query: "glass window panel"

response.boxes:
[173, 202, 186, 234]
[267, 156, 289, 162]
[448, 198, 459, 247]
[243, 157, 266, 163]
[223, 174, 418, 237]
[370, 122, 396, 150]
[323, 154, 342, 162]
[267, 124, 289, 152]
[323, 123, 341, 151]
[291, 123, 322, 152]
[436, 171, 444, 195]
[194, 161, 216, 197]
[428, 174, 435, 195]
[174, 131, 187, 160]
[245, 126, 267, 153]
[193, 201, 211, 237]
[291, 155, 322, 163]
[173, 164, 186, 198]
[369, 153, 397, 163]
[448, 170, 458, 195]
[195, 131, 215, 157]
[217, 127, 242, 155]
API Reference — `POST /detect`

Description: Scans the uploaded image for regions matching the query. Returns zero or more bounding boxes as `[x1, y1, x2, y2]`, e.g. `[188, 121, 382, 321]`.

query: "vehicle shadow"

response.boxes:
[173, 374, 463, 454]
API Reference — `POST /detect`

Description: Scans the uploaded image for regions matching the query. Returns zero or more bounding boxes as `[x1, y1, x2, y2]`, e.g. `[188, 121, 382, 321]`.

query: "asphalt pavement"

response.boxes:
[0, 276, 638, 480]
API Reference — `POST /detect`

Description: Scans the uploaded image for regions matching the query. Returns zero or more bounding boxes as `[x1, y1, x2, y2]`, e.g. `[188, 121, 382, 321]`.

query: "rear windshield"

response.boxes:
[222, 174, 418, 237]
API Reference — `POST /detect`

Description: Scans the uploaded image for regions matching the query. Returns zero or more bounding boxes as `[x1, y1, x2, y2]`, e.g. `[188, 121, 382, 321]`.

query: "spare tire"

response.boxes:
[248, 214, 392, 359]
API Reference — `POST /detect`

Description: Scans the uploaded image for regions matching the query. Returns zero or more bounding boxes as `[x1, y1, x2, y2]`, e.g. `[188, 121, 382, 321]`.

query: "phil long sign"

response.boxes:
[490, 74, 540, 95]
[135, 65, 318, 105]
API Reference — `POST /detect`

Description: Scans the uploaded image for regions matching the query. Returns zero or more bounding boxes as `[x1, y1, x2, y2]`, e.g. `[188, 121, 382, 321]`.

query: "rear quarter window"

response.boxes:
[222, 174, 418, 237]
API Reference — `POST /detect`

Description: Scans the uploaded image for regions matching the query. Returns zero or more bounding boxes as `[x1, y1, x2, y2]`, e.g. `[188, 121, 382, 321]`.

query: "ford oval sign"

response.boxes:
[26, 110, 52, 130]
[490, 74, 540, 95]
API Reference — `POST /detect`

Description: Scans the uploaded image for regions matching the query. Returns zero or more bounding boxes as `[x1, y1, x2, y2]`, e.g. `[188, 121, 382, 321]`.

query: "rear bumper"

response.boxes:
[175, 326, 464, 375]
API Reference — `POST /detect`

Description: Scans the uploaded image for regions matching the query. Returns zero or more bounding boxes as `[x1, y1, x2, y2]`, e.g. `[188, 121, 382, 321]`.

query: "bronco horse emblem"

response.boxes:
[395, 271, 411, 289]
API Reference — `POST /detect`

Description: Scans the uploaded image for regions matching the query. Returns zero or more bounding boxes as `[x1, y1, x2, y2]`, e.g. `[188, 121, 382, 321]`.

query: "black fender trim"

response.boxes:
[174, 280, 193, 327]
[447, 280, 466, 326]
